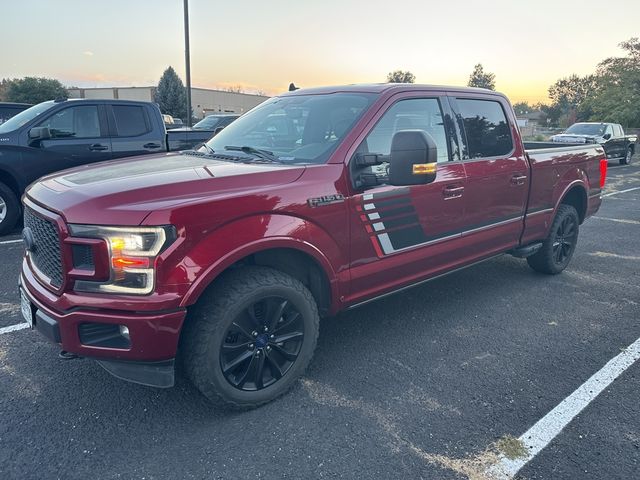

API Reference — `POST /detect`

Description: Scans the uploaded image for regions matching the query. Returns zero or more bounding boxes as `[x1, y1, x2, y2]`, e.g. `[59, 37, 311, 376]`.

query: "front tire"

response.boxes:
[527, 204, 579, 275]
[181, 267, 319, 409]
[0, 182, 20, 236]
[619, 147, 633, 165]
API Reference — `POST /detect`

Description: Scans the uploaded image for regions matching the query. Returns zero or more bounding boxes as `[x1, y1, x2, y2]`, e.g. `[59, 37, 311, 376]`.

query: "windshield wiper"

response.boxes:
[224, 145, 280, 163]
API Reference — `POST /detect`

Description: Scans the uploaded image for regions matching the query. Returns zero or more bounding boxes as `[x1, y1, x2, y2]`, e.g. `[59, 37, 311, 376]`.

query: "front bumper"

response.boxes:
[20, 265, 187, 388]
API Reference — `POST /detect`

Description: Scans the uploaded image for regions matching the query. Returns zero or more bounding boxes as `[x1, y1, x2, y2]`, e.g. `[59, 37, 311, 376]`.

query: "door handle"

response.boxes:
[143, 143, 162, 149]
[511, 174, 527, 185]
[443, 185, 464, 199]
[88, 144, 108, 151]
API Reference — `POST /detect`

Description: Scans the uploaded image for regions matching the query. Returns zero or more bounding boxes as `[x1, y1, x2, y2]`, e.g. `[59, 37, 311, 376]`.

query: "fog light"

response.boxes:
[119, 325, 130, 341]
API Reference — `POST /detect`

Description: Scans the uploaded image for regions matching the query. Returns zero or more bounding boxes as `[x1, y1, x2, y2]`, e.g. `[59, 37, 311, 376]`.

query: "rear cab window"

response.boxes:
[455, 98, 513, 159]
[111, 105, 151, 137]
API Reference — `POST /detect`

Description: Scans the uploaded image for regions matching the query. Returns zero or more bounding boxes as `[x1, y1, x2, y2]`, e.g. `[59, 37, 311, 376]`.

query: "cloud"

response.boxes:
[83, 51, 94, 57]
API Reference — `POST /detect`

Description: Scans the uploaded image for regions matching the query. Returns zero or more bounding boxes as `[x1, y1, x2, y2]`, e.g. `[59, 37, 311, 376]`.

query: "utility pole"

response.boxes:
[183, 0, 192, 127]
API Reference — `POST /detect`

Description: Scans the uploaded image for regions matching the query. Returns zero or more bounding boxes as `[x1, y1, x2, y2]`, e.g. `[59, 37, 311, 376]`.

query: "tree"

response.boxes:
[0, 79, 11, 101]
[5, 77, 68, 104]
[154, 66, 188, 121]
[467, 64, 495, 90]
[584, 38, 640, 127]
[386, 70, 416, 83]
[547, 74, 596, 126]
[512, 102, 532, 116]
[225, 85, 245, 93]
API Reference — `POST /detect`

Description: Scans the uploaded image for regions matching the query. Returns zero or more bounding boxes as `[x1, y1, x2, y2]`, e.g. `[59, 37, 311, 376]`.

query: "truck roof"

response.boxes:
[54, 98, 156, 106]
[281, 83, 506, 98]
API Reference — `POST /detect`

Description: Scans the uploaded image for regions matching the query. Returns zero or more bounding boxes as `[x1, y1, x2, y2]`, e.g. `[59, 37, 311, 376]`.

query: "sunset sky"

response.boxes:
[2, 0, 638, 104]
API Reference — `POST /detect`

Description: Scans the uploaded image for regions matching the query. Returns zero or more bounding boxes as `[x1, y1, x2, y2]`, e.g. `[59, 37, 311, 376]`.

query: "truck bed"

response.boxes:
[520, 142, 605, 246]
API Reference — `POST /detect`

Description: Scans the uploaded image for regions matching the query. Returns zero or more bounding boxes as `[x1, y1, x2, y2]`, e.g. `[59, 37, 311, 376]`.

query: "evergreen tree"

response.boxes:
[154, 67, 188, 121]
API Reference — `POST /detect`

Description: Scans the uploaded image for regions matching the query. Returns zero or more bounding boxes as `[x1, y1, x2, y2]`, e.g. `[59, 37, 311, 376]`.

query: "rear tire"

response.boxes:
[181, 267, 319, 409]
[527, 204, 579, 275]
[0, 182, 20, 236]
[619, 146, 633, 165]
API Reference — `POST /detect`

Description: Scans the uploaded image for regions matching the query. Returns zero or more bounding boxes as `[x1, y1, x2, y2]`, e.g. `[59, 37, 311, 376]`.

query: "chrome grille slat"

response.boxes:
[24, 208, 63, 288]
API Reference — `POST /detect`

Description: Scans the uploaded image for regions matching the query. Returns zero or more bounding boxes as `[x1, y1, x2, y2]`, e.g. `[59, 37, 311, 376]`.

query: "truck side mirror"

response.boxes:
[213, 126, 225, 136]
[388, 130, 438, 186]
[28, 127, 51, 142]
[603, 133, 611, 140]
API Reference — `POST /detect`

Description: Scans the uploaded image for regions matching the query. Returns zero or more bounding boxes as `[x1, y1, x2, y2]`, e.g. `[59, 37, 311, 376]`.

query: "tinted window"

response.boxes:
[363, 98, 450, 163]
[613, 124, 623, 137]
[457, 99, 513, 158]
[113, 105, 149, 136]
[37, 105, 100, 138]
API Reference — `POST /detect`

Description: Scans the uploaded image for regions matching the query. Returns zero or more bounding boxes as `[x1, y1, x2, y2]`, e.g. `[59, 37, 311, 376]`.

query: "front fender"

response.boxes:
[176, 214, 344, 309]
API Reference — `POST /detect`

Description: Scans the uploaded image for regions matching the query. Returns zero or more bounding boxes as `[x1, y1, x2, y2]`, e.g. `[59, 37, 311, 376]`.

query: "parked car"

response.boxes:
[0, 102, 32, 125]
[192, 113, 239, 131]
[0, 98, 225, 234]
[162, 114, 184, 130]
[165, 113, 240, 151]
[19, 84, 606, 408]
[551, 122, 637, 165]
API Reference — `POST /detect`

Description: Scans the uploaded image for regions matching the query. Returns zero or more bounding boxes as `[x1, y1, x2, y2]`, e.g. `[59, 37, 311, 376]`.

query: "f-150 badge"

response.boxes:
[307, 194, 345, 207]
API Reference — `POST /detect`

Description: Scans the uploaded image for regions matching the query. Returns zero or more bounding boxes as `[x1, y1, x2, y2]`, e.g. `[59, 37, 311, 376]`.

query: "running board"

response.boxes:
[509, 242, 543, 258]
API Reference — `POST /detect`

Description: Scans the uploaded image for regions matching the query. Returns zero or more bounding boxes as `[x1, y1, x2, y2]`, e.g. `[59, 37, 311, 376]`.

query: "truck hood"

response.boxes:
[26, 152, 305, 225]
[550, 134, 602, 144]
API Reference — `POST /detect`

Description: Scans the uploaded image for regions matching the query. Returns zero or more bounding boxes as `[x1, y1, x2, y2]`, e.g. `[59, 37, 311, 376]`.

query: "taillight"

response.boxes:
[599, 157, 608, 188]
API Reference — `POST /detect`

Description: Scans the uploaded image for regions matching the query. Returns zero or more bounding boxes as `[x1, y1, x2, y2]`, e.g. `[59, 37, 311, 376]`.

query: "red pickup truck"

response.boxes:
[19, 84, 607, 408]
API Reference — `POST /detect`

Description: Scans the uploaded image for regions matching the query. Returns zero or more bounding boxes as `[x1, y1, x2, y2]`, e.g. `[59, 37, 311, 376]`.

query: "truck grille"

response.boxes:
[24, 207, 63, 288]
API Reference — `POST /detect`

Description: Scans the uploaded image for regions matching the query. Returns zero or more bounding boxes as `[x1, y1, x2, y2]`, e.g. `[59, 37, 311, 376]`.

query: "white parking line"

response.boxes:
[0, 239, 22, 246]
[602, 186, 640, 198]
[487, 335, 640, 479]
[593, 216, 640, 225]
[0, 323, 29, 335]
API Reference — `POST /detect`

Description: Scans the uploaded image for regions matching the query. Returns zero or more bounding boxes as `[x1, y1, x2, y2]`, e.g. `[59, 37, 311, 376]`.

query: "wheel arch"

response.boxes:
[556, 181, 588, 224]
[178, 216, 342, 316]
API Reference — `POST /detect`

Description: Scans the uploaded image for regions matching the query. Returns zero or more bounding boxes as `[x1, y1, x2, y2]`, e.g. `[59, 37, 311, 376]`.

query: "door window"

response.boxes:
[37, 105, 100, 138]
[613, 124, 623, 137]
[362, 98, 450, 164]
[604, 124, 613, 138]
[112, 105, 150, 137]
[456, 99, 513, 158]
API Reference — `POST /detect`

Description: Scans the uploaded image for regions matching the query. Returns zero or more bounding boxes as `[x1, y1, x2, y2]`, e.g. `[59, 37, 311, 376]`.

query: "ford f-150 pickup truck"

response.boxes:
[551, 122, 637, 165]
[0, 99, 226, 234]
[19, 84, 607, 408]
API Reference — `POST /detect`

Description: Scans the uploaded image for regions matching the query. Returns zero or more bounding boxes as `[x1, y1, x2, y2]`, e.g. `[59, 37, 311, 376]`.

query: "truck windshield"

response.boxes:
[193, 116, 224, 130]
[203, 93, 375, 164]
[0, 101, 54, 134]
[565, 123, 605, 136]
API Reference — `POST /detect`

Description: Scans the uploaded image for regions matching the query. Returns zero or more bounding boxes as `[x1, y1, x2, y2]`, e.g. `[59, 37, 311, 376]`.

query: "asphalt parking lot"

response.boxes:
[0, 163, 638, 480]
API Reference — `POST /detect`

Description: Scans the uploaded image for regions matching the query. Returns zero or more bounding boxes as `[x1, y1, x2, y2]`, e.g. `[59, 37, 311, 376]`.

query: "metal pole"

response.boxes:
[183, 0, 192, 127]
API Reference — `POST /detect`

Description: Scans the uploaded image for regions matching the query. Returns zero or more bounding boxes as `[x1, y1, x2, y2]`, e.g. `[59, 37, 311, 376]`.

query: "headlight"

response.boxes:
[68, 225, 176, 295]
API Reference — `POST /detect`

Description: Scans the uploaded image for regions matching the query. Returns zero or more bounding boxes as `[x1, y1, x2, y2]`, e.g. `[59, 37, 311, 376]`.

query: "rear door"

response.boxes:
[107, 104, 165, 158]
[610, 124, 625, 159]
[449, 95, 528, 254]
[33, 103, 112, 172]
[347, 94, 467, 299]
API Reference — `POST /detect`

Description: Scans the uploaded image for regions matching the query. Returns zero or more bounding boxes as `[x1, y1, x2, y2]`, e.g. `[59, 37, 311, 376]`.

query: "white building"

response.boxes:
[68, 86, 270, 120]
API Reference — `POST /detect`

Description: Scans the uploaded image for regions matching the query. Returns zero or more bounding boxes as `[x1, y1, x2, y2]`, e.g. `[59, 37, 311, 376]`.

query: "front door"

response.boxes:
[33, 104, 112, 180]
[449, 96, 528, 255]
[346, 96, 467, 302]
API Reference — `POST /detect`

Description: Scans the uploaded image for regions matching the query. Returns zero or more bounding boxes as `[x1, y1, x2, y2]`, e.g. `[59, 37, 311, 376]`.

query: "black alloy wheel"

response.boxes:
[220, 296, 304, 391]
[551, 214, 578, 265]
[527, 204, 580, 275]
[181, 267, 319, 409]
